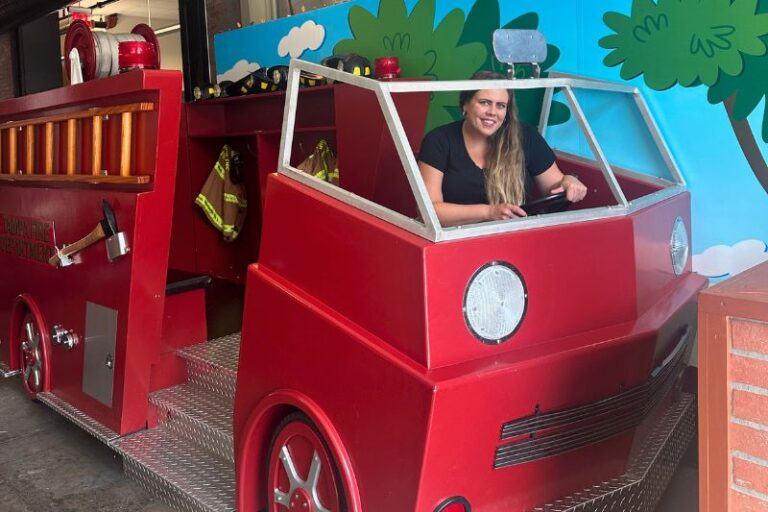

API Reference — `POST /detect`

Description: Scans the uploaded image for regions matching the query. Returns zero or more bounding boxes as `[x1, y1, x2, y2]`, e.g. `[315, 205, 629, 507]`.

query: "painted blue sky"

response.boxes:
[215, 0, 768, 278]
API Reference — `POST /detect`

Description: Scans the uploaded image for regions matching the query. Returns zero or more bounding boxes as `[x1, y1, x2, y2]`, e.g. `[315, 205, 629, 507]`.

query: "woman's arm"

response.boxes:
[418, 161, 526, 227]
[533, 163, 587, 202]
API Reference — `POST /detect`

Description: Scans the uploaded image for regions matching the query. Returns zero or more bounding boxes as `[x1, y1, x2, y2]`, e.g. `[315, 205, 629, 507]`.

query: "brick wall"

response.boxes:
[699, 262, 768, 512]
[729, 318, 768, 509]
[206, 0, 241, 78]
[0, 32, 15, 100]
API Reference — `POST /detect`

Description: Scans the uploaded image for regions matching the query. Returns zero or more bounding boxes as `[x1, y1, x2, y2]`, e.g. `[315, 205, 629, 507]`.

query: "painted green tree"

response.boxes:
[334, 0, 486, 131]
[334, 0, 569, 131]
[600, 0, 768, 193]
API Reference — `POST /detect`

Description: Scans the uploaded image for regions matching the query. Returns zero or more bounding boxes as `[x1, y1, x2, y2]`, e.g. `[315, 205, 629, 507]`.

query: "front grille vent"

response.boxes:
[494, 328, 690, 469]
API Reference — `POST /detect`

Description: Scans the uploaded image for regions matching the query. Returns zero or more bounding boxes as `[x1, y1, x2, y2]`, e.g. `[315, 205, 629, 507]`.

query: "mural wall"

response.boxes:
[214, 0, 768, 281]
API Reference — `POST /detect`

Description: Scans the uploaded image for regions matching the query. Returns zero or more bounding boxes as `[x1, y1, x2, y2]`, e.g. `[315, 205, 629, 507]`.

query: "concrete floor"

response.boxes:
[0, 374, 697, 512]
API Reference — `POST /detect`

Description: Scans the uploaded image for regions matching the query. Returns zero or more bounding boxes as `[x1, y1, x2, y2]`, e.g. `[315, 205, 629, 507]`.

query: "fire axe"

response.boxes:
[48, 200, 130, 268]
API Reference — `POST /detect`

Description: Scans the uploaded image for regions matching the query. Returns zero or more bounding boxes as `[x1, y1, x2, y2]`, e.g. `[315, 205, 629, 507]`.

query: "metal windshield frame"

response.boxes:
[278, 59, 686, 243]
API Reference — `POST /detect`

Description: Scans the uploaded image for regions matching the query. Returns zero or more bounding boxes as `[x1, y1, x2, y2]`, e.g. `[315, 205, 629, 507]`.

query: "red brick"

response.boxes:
[733, 389, 768, 426]
[731, 422, 768, 463]
[734, 456, 768, 496]
[730, 488, 768, 511]
[731, 355, 768, 390]
[733, 318, 768, 355]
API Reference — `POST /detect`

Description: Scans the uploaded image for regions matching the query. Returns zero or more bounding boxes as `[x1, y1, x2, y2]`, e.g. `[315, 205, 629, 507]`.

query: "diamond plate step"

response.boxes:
[532, 392, 696, 512]
[178, 333, 240, 401]
[151, 383, 234, 463]
[37, 392, 120, 445]
[115, 426, 235, 512]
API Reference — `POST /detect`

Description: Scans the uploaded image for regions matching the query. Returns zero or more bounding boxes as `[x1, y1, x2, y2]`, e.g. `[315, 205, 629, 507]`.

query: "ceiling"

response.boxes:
[69, 0, 179, 25]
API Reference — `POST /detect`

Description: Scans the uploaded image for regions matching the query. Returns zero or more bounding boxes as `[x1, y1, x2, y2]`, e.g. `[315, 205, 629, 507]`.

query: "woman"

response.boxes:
[418, 71, 587, 227]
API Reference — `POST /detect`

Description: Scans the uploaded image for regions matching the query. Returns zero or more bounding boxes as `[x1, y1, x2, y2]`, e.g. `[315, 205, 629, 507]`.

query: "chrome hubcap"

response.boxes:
[21, 318, 43, 392]
[274, 447, 330, 512]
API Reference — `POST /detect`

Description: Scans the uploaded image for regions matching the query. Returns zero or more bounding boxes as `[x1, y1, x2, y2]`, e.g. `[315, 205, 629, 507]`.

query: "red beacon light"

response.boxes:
[375, 56, 400, 80]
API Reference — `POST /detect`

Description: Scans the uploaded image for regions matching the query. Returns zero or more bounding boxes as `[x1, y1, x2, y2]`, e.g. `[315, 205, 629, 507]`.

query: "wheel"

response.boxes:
[521, 191, 572, 215]
[267, 413, 346, 512]
[19, 311, 46, 399]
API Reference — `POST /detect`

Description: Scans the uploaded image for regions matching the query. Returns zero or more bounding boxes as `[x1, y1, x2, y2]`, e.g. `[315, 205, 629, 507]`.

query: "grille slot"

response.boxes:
[494, 328, 689, 469]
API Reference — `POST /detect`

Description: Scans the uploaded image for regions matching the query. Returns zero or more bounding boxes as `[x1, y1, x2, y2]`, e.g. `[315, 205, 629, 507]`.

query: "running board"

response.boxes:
[37, 391, 121, 445]
[0, 360, 20, 378]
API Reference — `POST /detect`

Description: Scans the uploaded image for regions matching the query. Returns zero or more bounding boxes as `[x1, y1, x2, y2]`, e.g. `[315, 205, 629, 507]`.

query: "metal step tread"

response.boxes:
[115, 425, 235, 511]
[151, 383, 233, 435]
[0, 360, 20, 378]
[37, 391, 120, 445]
[151, 383, 234, 463]
[178, 333, 240, 373]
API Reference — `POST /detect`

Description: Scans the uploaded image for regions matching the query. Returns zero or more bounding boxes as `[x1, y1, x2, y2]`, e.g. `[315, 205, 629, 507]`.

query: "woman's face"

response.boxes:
[463, 88, 509, 138]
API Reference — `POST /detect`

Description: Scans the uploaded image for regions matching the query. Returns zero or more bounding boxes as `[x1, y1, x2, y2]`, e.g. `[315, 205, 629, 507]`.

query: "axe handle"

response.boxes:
[48, 223, 106, 267]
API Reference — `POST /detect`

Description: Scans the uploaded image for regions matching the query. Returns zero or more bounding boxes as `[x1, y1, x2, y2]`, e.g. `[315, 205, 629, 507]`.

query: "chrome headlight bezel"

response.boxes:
[462, 261, 528, 345]
[670, 216, 690, 276]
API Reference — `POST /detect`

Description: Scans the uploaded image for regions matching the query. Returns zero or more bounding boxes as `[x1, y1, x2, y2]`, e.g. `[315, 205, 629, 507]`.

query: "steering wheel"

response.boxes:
[521, 191, 571, 216]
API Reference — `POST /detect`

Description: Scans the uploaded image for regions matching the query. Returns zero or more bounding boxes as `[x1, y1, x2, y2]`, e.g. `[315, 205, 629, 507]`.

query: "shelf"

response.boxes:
[0, 174, 151, 185]
[188, 125, 336, 139]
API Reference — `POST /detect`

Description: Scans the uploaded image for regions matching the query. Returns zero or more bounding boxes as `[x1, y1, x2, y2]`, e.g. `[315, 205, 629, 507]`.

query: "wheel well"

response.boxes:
[10, 294, 51, 393]
[236, 393, 362, 512]
[8, 295, 33, 370]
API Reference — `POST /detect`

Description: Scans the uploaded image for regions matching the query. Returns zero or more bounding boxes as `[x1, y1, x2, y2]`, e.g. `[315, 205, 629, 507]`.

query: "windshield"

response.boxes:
[279, 59, 685, 242]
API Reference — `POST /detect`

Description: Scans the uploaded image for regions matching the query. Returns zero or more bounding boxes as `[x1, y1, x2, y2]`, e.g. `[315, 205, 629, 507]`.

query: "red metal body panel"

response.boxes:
[0, 71, 182, 434]
[235, 174, 707, 511]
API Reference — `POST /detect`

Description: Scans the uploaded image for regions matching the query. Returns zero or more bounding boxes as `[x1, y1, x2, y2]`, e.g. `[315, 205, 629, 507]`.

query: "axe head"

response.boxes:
[100, 200, 118, 237]
[99, 200, 130, 262]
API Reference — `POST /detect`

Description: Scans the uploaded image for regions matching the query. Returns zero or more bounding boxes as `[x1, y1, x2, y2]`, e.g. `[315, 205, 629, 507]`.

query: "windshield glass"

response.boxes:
[280, 60, 685, 242]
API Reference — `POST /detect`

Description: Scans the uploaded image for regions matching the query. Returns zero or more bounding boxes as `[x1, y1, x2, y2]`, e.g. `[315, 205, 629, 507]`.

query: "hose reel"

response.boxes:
[64, 20, 161, 81]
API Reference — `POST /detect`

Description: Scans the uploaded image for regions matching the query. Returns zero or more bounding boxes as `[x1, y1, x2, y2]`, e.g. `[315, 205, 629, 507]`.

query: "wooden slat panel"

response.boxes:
[66, 118, 77, 175]
[92, 115, 103, 176]
[44, 122, 54, 175]
[8, 126, 17, 175]
[0, 102, 155, 130]
[120, 112, 132, 177]
[24, 125, 34, 174]
[0, 174, 151, 184]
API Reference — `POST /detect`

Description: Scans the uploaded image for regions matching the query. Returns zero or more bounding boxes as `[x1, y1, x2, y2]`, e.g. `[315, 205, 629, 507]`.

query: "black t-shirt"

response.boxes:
[418, 120, 556, 204]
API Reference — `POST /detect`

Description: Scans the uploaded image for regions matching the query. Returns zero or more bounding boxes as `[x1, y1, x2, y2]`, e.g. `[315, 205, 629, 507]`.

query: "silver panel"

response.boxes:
[82, 302, 118, 406]
[178, 333, 240, 401]
[532, 393, 696, 511]
[151, 383, 234, 462]
[37, 391, 121, 445]
[116, 426, 236, 512]
[0, 360, 20, 378]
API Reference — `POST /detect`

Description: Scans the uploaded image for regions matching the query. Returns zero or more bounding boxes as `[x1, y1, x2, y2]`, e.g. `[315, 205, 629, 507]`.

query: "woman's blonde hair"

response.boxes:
[459, 71, 525, 205]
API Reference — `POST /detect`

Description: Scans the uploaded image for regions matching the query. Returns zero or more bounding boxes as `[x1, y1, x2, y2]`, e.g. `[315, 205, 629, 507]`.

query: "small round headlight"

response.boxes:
[670, 216, 689, 275]
[463, 262, 527, 344]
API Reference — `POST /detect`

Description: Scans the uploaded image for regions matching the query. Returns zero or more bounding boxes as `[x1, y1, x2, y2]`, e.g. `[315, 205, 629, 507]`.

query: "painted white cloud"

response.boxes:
[217, 60, 261, 83]
[693, 239, 768, 278]
[278, 20, 326, 59]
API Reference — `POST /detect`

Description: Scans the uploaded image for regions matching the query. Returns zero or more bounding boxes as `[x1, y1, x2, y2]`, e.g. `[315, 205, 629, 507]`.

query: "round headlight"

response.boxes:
[670, 216, 689, 275]
[463, 262, 527, 345]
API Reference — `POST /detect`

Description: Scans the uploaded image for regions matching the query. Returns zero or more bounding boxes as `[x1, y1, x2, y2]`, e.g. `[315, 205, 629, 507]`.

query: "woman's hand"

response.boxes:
[551, 175, 587, 202]
[487, 203, 527, 221]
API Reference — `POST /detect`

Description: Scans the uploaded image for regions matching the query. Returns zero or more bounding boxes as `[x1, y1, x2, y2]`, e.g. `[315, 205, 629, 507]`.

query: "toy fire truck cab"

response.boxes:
[231, 60, 707, 511]
[0, 58, 704, 512]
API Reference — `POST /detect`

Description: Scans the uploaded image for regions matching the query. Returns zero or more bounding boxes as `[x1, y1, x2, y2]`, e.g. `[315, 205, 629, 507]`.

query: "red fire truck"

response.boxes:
[0, 55, 705, 511]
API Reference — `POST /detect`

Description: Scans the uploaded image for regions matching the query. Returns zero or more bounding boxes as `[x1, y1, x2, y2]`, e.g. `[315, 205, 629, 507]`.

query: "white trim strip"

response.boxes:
[732, 416, 768, 432]
[733, 451, 768, 469]
[733, 348, 768, 362]
[731, 484, 768, 504]
[732, 382, 768, 397]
